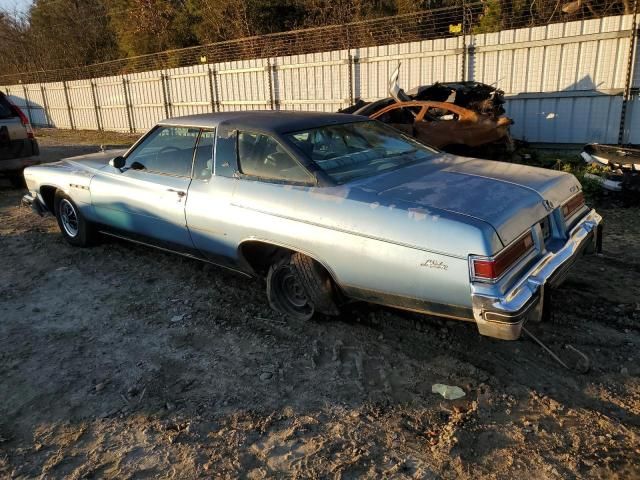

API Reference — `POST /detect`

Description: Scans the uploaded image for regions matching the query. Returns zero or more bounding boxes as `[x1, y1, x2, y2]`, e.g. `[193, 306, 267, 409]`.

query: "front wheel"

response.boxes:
[54, 192, 94, 247]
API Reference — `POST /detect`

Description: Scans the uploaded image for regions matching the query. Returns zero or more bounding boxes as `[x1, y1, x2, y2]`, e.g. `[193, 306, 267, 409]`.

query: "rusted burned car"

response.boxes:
[366, 100, 512, 150]
[342, 68, 513, 156]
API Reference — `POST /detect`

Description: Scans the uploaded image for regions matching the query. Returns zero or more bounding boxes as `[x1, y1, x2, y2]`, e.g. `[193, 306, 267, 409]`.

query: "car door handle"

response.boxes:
[167, 189, 186, 197]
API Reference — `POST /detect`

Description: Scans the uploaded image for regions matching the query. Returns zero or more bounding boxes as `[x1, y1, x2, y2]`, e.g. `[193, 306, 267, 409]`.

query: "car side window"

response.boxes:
[192, 129, 215, 180]
[237, 131, 313, 184]
[126, 126, 198, 177]
[0, 94, 14, 118]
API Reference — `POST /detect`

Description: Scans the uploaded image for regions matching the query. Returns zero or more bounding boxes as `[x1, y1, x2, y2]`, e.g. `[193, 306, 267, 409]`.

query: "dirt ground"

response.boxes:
[0, 130, 639, 479]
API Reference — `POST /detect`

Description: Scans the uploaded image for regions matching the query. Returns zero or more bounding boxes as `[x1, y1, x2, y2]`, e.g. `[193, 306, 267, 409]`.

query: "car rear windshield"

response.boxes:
[0, 93, 16, 119]
[285, 120, 437, 184]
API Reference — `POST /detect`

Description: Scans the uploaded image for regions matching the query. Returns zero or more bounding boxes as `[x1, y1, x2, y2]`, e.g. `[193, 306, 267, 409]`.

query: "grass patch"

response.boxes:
[511, 147, 607, 204]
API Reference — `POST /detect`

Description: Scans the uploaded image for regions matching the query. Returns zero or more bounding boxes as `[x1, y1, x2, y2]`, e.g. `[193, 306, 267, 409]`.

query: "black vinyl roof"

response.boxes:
[158, 110, 368, 134]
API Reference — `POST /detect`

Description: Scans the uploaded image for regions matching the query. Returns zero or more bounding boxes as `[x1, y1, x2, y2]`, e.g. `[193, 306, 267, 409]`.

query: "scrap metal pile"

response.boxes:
[340, 67, 514, 159]
[581, 143, 640, 202]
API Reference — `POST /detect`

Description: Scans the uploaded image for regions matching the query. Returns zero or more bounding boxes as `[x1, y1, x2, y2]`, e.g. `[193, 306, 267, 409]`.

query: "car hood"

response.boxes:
[351, 154, 580, 246]
[63, 148, 128, 171]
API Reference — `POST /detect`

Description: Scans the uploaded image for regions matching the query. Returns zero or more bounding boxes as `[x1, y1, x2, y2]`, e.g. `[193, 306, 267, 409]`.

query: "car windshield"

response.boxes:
[285, 120, 437, 184]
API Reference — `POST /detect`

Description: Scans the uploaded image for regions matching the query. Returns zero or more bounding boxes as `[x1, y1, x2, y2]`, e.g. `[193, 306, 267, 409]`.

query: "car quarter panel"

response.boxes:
[223, 179, 497, 311]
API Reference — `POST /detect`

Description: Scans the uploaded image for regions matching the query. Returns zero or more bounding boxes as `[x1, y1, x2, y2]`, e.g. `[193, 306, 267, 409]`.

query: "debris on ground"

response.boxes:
[584, 172, 623, 191]
[340, 66, 514, 159]
[582, 143, 640, 202]
[431, 384, 466, 400]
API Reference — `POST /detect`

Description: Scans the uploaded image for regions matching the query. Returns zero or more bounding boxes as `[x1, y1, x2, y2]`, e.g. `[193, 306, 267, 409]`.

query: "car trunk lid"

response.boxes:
[353, 154, 580, 247]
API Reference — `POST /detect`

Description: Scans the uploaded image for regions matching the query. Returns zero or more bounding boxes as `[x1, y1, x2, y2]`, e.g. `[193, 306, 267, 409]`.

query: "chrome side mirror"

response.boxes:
[109, 156, 126, 169]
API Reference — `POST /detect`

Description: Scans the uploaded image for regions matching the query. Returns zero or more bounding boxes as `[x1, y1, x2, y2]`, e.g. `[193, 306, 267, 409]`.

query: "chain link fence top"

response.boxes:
[0, 0, 631, 85]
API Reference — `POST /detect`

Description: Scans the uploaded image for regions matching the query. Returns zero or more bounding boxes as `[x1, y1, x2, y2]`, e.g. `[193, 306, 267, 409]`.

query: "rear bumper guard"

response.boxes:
[471, 209, 603, 340]
[22, 193, 46, 216]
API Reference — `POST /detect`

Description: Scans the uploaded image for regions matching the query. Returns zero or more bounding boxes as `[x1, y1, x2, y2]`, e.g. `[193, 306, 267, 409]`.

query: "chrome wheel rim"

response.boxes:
[59, 199, 79, 237]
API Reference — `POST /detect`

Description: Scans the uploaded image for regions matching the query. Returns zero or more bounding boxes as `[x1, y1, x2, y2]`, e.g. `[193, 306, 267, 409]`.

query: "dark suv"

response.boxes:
[0, 91, 39, 187]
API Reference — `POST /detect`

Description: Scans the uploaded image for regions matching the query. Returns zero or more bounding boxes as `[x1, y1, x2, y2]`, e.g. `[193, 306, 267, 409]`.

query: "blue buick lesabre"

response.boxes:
[22, 112, 602, 340]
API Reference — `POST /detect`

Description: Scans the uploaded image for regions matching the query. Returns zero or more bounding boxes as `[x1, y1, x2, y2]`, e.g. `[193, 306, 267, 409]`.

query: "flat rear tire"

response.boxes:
[266, 252, 340, 321]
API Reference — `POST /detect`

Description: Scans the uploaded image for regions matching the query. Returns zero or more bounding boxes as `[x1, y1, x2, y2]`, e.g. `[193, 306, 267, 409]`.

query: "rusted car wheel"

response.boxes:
[54, 192, 94, 247]
[267, 253, 340, 321]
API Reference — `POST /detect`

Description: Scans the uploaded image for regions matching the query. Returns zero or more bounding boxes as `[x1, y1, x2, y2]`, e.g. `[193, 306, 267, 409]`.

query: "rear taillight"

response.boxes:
[6, 97, 34, 138]
[470, 232, 535, 282]
[562, 192, 585, 219]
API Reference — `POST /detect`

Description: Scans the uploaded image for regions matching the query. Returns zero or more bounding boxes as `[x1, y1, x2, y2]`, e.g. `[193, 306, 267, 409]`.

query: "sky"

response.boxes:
[0, 0, 32, 18]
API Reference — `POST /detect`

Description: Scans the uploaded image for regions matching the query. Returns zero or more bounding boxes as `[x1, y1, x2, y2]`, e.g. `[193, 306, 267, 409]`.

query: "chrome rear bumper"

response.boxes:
[22, 193, 46, 216]
[471, 209, 602, 340]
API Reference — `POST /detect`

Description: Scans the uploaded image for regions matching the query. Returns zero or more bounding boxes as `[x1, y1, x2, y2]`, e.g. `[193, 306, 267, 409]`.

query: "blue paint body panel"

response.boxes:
[22, 112, 600, 339]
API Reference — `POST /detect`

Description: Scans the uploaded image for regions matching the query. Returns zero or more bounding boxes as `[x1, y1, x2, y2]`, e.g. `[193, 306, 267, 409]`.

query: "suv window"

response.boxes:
[192, 129, 215, 180]
[237, 131, 313, 184]
[126, 126, 198, 177]
[0, 93, 15, 119]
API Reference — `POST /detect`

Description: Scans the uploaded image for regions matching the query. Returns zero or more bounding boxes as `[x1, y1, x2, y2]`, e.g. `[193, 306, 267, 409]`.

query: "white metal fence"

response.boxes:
[3, 14, 639, 145]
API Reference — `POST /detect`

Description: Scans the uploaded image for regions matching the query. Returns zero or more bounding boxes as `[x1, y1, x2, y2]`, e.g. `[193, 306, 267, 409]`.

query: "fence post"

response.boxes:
[21, 84, 33, 125]
[90, 80, 102, 131]
[266, 59, 275, 110]
[62, 80, 75, 130]
[40, 84, 52, 127]
[346, 54, 354, 106]
[461, 37, 466, 81]
[466, 44, 475, 82]
[212, 68, 220, 112]
[461, 1, 468, 81]
[207, 66, 216, 112]
[122, 76, 134, 133]
[618, 0, 639, 145]
[161, 73, 171, 118]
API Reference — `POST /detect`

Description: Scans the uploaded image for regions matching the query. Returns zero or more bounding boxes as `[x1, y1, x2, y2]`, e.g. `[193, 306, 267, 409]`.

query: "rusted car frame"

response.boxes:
[341, 66, 515, 156]
[368, 100, 513, 149]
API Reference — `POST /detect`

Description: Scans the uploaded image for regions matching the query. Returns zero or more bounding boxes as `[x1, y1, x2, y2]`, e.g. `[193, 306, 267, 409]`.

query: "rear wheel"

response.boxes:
[266, 252, 340, 321]
[54, 192, 94, 247]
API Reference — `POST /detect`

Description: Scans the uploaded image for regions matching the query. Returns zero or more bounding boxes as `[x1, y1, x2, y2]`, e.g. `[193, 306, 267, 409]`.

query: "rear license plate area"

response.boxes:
[539, 216, 551, 243]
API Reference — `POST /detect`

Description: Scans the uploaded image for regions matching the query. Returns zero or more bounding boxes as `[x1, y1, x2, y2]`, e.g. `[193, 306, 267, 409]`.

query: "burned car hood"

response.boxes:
[353, 154, 580, 246]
